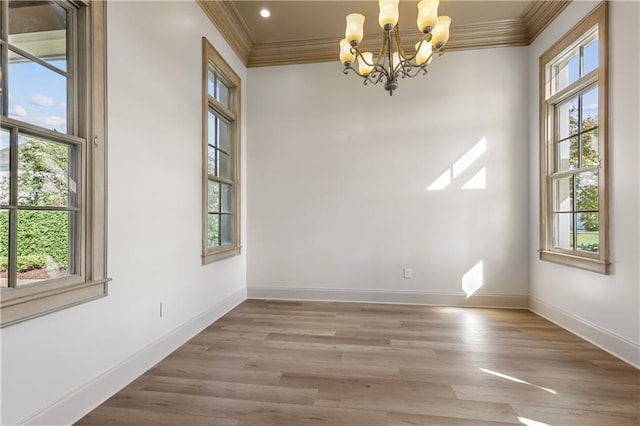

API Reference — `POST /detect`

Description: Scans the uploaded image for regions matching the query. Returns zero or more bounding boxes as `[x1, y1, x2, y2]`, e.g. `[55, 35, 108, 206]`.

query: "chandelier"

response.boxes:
[339, 0, 451, 96]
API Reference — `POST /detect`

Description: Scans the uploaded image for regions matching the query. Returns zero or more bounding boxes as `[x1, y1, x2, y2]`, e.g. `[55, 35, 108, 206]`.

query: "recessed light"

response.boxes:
[260, 8, 270, 18]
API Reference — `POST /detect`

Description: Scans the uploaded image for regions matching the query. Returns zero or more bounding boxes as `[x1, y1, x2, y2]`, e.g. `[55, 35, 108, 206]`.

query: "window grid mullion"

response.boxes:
[210, 139, 222, 247]
[208, 97, 235, 122]
[6, 126, 18, 288]
[6, 45, 71, 79]
[556, 124, 599, 146]
[547, 70, 598, 104]
[68, 5, 77, 136]
[208, 175, 233, 186]
[15, 205, 80, 212]
[572, 180, 577, 250]
[578, 93, 583, 169]
[1, 1, 8, 116]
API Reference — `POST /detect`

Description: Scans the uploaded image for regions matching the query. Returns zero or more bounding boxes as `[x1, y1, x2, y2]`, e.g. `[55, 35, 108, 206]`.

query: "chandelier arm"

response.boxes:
[395, 26, 409, 61]
[372, 66, 389, 83]
[361, 65, 390, 85]
[401, 34, 429, 64]
[375, 31, 387, 69]
[343, 63, 370, 79]
[386, 29, 393, 73]
[343, 59, 391, 83]
[350, 46, 380, 68]
[402, 64, 429, 79]
[363, 68, 386, 86]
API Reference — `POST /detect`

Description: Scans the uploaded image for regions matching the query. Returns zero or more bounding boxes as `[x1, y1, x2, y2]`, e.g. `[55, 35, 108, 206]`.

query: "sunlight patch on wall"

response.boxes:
[427, 137, 486, 191]
[427, 168, 452, 190]
[462, 260, 483, 298]
[461, 167, 486, 190]
[453, 137, 486, 178]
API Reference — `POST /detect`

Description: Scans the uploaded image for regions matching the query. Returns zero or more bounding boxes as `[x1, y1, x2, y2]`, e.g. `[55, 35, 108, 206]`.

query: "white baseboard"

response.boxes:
[530, 297, 640, 369]
[22, 288, 247, 426]
[247, 286, 529, 309]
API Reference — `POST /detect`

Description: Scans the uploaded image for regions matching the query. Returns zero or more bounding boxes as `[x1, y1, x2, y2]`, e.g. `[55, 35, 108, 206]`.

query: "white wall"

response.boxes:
[528, 0, 640, 367]
[0, 2, 247, 425]
[247, 47, 530, 307]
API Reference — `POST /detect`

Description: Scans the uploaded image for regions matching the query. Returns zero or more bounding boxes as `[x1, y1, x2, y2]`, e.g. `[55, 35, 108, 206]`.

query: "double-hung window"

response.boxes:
[539, 3, 609, 274]
[202, 38, 241, 263]
[0, 0, 108, 326]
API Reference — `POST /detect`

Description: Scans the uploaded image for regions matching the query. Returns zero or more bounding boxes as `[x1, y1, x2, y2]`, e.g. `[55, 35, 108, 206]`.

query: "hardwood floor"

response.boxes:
[76, 300, 639, 425]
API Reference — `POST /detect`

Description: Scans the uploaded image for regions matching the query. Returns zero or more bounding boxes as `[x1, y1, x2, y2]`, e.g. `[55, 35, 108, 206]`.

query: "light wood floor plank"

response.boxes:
[186, 394, 389, 425]
[511, 403, 640, 426]
[147, 360, 282, 386]
[387, 411, 519, 425]
[453, 384, 640, 415]
[141, 376, 318, 405]
[77, 406, 238, 426]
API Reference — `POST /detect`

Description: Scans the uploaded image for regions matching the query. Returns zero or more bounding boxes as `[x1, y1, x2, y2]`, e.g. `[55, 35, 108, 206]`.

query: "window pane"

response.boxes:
[556, 96, 579, 141]
[581, 86, 598, 131]
[553, 213, 574, 250]
[0, 209, 8, 288]
[221, 183, 232, 213]
[583, 38, 598, 76]
[555, 52, 579, 92]
[216, 79, 230, 108]
[218, 118, 230, 153]
[221, 214, 232, 245]
[1, 130, 10, 205]
[207, 213, 219, 248]
[17, 134, 74, 207]
[208, 69, 215, 98]
[208, 111, 217, 147]
[575, 171, 598, 211]
[218, 151, 230, 179]
[581, 129, 599, 168]
[576, 212, 599, 253]
[208, 180, 220, 213]
[8, 0, 67, 72]
[16, 209, 73, 286]
[553, 176, 573, 212]
[207, 146, 216, 176]
[8, 52, 68, 133]
[557, 136, 578, 172]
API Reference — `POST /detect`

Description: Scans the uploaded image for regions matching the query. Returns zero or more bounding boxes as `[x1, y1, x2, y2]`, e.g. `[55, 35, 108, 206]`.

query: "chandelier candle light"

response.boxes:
[339, 0, 451, 95]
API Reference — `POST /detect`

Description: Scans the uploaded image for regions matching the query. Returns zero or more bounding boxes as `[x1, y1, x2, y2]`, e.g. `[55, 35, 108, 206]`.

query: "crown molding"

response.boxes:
[523, 0, 572, 42]
[249, 18, 529, 68]
[197, 0, 254, 66]
[199, 0, 572, 69]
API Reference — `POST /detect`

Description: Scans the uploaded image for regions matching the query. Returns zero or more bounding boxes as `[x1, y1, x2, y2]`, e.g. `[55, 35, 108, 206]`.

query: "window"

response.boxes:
[0, 0, 108, 326]
[202, 38, 241, 263]
[539, 3, 609, 274]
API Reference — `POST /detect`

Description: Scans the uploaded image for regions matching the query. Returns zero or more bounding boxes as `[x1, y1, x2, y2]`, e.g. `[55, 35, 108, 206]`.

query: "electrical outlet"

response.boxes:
[403, 268, 412, 279]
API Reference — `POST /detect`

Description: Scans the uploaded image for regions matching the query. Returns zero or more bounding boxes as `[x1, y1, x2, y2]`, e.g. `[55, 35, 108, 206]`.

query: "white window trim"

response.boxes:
[0, 1, 109, 326]
[538, 2, 609, 274]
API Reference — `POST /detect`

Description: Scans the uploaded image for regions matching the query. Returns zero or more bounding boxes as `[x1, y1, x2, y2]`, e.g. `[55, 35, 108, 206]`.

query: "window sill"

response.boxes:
[0, 278, 111, 327]
[539, 250, 610, 275]
[202, 246, 241, 265]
